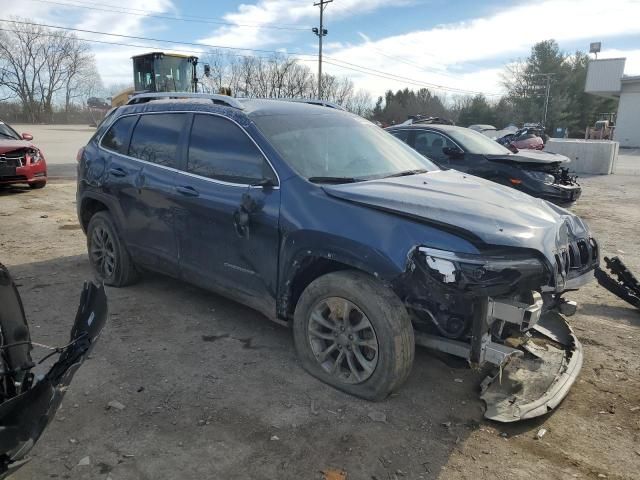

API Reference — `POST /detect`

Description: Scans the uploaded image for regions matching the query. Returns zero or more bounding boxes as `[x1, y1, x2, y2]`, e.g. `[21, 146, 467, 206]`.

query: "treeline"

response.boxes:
[198, 52, 373, 117]
[370, 40, 617, 137]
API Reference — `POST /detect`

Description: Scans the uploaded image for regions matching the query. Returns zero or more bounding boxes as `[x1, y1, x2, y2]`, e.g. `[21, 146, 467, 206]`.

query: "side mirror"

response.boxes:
[443, 146, 463, 158]
[22, 133, 33, 141]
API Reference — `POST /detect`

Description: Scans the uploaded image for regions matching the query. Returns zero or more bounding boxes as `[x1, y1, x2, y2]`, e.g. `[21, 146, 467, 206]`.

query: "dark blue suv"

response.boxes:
[77, 93, 598, 421]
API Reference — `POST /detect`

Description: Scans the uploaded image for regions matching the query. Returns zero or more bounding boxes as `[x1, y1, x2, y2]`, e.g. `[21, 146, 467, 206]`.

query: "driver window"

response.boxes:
[413, 131, 455, 163]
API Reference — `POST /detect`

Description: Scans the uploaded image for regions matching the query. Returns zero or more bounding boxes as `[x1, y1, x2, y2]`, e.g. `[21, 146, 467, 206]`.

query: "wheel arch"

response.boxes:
[78, 192, 124, 234]
[277, 237, 404, 322]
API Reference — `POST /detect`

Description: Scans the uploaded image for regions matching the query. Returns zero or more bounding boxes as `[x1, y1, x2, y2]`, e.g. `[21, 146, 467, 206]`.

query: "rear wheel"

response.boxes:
[86, 211, 138, 286]
[293, 270, 414, 400]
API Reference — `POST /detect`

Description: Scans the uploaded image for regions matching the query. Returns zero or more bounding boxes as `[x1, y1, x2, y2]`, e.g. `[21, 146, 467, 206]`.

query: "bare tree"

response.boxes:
[0, 18, 102, 122]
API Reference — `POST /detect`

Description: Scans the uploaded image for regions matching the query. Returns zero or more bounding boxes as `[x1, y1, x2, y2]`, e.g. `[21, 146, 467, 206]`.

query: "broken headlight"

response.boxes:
[418, 247, 549, 293]
[27, 148, 41, 164]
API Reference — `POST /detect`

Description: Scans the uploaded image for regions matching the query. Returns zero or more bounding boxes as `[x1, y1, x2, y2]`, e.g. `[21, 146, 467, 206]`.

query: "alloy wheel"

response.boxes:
[90, 225, 116, 278]
[307, 297, 379, 384]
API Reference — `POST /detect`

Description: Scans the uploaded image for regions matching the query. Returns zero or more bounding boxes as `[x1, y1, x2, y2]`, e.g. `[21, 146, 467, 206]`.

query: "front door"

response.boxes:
[174, 113, 281, 317]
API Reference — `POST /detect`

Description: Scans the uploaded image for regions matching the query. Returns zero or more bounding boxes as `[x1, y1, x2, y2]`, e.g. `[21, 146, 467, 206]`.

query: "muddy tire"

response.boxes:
[86, 211, 138, 286]
[293, 270, 414, 401]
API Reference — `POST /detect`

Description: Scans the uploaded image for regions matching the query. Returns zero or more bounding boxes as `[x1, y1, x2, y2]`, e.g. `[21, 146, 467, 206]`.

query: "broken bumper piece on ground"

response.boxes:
[415, 295, 583, 423]
[0, 263, 107, 479]
[595, 256, 640, 310]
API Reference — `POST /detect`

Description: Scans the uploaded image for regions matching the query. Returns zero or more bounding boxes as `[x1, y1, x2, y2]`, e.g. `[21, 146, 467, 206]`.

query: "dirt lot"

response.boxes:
[1, 172, 639, 479]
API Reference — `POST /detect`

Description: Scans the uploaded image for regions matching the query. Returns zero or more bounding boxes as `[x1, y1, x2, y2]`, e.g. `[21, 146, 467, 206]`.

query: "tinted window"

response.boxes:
[101, 115, 137, 154]
[413, 130, 456, 163]
[129, 113, 187, 168]
[187, 114, 274, 184]
[389, 130, 409, 142]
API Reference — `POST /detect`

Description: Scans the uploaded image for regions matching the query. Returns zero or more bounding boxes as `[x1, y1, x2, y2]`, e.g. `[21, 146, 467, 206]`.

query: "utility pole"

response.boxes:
[542, 74, 551, 127]
[313, 0, 332, 99]
[531, 72, 554, 127]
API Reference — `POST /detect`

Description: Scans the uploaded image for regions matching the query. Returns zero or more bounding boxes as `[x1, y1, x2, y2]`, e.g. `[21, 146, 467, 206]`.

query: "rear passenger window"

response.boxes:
[128, 113, 187, 168]
[187, 114, 275, 185]
[101, 115, 137, 154]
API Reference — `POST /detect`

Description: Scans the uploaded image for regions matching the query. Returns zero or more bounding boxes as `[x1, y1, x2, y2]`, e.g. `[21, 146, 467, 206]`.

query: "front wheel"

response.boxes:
[29, 181, 46, 189]
[293, 270, 415, 400]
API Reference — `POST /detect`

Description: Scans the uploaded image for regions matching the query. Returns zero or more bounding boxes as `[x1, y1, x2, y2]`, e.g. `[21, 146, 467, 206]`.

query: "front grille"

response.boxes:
[555, 237, 599, 283]
[0, 152, 26, 167]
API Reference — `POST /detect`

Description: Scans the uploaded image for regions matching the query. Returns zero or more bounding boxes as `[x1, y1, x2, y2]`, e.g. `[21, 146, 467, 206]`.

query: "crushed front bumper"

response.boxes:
[414, 296, 584, 423]
[480, 310, 583, 422]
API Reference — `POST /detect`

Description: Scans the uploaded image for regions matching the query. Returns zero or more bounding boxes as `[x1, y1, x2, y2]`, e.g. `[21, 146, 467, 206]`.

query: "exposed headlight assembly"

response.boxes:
[525, 170, 555, 185]
[418, 247, 548, 292]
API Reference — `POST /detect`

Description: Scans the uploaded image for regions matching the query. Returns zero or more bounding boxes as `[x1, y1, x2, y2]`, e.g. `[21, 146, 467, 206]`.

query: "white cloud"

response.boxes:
[324, 0, 640, 97]
[198, 0, 412, 50]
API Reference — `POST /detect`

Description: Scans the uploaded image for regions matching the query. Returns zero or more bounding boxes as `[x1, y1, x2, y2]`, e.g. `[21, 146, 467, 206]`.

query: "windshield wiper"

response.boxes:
[384, 168, 429, 178]
[308, 176, 362, 184]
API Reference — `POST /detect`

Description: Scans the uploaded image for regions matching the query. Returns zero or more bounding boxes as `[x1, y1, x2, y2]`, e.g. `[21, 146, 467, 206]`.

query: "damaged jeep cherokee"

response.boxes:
[77, 93, 598, 422]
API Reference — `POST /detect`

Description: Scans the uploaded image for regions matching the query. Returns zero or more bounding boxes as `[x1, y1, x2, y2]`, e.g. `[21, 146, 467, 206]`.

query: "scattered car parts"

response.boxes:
[0, 263, 107, 478]
[595, 256, 640, 310]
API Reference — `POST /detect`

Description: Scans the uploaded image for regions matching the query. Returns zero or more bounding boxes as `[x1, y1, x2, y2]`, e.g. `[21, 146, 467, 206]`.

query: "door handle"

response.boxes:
[175, 185, 199, 197]
[109, 167, 126, 177]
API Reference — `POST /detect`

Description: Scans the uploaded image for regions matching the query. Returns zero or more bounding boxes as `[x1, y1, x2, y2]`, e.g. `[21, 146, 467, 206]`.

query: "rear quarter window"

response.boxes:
[128, 113, 188, 168]
[100, 115, 137, 154]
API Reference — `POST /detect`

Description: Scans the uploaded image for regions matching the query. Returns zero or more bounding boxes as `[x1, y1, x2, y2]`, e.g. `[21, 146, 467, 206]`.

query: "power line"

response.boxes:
[0, 26, 311, 64]
[28, 0, 311, 31]
[0, 18, 308, 56]
[0, 18, 503, 97]
[323, 56, 502, 96]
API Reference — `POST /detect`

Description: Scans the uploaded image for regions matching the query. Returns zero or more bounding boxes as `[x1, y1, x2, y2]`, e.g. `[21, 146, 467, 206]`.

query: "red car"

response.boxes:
[0, 120, 47, 189]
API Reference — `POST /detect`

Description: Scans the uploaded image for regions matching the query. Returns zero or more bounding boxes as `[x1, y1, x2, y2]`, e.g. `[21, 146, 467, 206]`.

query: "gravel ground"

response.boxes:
[0, 160, 639, 479]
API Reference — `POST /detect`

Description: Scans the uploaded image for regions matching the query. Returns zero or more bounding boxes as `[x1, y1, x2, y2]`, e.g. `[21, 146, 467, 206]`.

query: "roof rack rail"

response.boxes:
[281, 98, 346, 111]
[126, 92, 244, 110]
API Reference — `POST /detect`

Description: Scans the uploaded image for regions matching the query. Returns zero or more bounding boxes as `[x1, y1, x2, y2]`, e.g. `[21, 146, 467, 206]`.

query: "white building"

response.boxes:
[585, 58, 640, 148]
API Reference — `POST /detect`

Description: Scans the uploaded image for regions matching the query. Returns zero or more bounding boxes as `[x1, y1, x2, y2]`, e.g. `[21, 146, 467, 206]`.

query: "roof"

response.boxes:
[114, 97, 350, 127]
[621, 75, 640, 84]
[386, 124, 464, 133]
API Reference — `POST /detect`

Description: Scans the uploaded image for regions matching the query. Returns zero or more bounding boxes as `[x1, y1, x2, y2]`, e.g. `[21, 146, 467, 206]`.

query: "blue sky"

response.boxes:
[5, 0, 640, 98]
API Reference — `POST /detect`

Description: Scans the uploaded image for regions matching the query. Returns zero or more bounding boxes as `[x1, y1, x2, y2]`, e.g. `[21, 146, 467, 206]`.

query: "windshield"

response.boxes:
[252, 112, 438, 181]
[447, 127, 513, 155]
[0, 122, 20, 140]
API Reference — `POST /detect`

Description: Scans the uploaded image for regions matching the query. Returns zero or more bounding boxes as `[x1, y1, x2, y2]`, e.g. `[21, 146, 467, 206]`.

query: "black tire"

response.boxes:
[293, 270, 415, 401]
[29, 181, 46, 189]
[86, 211, 138, 286]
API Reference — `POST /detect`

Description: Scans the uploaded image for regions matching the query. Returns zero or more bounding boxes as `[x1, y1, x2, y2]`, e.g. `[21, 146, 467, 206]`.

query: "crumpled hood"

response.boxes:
[488, 150, 571, 165]
[0, 140, 34, 154]
[322, 170, 590, 265]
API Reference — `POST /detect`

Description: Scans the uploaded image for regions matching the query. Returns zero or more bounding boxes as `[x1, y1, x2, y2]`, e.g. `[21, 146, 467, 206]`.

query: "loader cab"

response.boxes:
[132, 52, 198, 93]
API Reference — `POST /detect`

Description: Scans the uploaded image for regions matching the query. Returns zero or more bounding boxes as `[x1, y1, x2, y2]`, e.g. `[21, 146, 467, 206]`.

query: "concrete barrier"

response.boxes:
[545, 139, 619, 174]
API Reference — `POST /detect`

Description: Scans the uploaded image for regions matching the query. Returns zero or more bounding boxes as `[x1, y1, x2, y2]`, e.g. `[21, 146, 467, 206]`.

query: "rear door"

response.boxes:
[174, 113, 281, 317]
[99, 114, 142, 243]
[125, 112, 190, 275]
